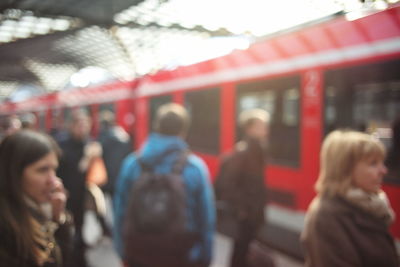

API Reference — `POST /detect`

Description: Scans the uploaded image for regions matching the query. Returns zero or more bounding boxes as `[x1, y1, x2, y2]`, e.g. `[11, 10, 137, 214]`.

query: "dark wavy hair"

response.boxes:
[0, 130, 61, 266]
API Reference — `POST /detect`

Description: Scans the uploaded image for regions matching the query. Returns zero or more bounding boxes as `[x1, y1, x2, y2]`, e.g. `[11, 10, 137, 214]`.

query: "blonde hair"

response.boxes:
[315, 130, 386, 197]
[238, 108, 270, 130]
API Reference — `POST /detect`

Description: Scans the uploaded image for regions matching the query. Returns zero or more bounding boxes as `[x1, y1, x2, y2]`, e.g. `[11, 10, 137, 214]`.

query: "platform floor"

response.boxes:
[86, 233, 303, 267]
[84, 199, 303, 267]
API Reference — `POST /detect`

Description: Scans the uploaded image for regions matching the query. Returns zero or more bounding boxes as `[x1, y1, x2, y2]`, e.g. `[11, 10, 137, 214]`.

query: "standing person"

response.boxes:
[0, 130, 70, 267]
[215, 109, 270, 267]
[57, 109, 99, 267]
[113, 103, 215, 267]
[301, 130, 399, 267]
[98, 110, 132, 198]
[0, 115, 21, 139]
[20, 113, 37, 130]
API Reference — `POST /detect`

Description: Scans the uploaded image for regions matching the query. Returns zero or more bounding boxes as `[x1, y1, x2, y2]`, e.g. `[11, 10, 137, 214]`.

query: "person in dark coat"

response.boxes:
[215, 109, 270, 267]
[301, 130, 399, 267]
[57, 109, 100, 267]
[98, 110, 132, 197]
[0, 130, 71, 267]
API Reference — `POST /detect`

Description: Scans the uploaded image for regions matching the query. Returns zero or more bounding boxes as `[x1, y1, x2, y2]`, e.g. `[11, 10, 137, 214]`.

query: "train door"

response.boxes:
[324, 58, 400, 242]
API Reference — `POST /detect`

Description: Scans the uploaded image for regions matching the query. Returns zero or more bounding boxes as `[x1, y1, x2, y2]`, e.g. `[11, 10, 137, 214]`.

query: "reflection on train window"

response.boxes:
[283, 88, 299, 127]
[63, 106, 91, 124]
[63, 108, 72, 124]
[99, 103, 115, 114]
[324, 59, 400, 184]
[325, 59, 400, 135]
[51, 108, 62, 130]
[325, 86, 337, 128]
[239, 90, 276, 123]
[237, 75, 301, 168]
[149, 95, 172, 131]
[185, 88, 220, 154]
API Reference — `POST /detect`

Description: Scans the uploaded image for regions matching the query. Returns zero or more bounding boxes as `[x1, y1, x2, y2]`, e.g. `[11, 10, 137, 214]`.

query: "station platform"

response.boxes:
[83, 196, 303, 267]
[86, 232, 303, 267]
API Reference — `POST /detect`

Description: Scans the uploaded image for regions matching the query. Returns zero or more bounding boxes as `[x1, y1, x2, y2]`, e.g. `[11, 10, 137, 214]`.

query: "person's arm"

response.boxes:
[113, 153, 138, 259]
[193, 157, 216, 266]
[302, 211, 362, 267]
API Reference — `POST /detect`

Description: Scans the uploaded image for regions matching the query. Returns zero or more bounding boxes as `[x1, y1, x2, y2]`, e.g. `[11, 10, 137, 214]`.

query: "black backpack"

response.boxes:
[123, 150, 198, 267]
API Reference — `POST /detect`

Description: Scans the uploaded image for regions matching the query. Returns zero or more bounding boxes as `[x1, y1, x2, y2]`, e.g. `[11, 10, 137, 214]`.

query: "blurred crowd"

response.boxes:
[0, 107, 399, 267]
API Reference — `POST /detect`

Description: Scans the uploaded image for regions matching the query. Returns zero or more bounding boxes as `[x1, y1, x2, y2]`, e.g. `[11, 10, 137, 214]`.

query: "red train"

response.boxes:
[2, 4, 400, 257]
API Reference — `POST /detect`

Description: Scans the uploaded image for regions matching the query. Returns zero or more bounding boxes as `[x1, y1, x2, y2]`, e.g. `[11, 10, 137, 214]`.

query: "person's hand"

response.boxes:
[50, 177, 68, 223]
[79, 142, 102, 172]
[84, 141, 102, 158]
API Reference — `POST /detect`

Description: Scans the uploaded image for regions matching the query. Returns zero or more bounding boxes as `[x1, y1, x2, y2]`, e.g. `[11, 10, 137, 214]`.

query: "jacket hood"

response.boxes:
[139, 133, 188, 165]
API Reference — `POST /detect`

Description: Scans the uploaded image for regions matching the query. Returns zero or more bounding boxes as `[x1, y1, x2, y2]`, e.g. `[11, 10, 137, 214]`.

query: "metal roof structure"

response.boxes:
[0, 0, 396, 102]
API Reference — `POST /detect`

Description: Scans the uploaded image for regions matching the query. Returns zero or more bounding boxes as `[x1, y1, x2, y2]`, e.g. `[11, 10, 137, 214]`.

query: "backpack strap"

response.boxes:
[138, 148, 183, 172]
[172, 150, 190, 175]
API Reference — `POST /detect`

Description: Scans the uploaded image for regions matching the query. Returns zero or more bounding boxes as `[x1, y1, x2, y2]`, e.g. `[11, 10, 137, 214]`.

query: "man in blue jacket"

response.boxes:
[113, 103, 215, 267]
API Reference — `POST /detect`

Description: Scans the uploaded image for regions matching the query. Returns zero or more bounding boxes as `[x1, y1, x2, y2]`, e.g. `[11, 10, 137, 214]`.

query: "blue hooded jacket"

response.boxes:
[113, 133, 216, 265]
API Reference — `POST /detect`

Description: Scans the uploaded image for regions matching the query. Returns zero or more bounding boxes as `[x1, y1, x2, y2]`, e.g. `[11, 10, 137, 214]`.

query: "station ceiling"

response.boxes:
[0, 0, 391, 102]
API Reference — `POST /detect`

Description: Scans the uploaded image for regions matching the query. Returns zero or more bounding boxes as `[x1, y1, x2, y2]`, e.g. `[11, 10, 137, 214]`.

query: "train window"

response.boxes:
[149, 95, 172, 131]
[63, 106, 91, 124]
[185, 88, 220, 154]
[325, 59, 400, 134]
[63, 107, 72, 124]
[37, 111, 46, 131]
[99, 103, 115, 114]
[325, 86, 337, 128]
[324, 59, 400, 184]
[99, 103, 115, 128]
[283, 88, 299, 127]
[239, 90, 276, 122]
[237, 75, 301, 168]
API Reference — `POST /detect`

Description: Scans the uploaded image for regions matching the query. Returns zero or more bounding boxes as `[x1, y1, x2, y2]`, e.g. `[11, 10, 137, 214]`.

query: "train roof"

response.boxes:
[137, 4, 400, 96]
[2, 4, 400, 114]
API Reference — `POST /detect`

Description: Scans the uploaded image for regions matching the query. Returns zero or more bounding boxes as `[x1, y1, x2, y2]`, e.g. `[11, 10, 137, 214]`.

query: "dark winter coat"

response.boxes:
[98, 126, 132, 195]
[301, 195, 399, 267]
[215, 138, 267, 226]
[0, 206, 72, 267]
[57, 135, 87, 228]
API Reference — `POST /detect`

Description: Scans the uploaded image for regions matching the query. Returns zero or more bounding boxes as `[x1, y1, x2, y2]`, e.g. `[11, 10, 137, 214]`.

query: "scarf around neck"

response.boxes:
[343, 188, 396, 226]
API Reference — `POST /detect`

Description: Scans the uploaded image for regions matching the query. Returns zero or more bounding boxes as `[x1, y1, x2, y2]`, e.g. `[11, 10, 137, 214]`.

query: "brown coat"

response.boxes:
[301, 196, 399, 267]
[215, 138, 267, 226]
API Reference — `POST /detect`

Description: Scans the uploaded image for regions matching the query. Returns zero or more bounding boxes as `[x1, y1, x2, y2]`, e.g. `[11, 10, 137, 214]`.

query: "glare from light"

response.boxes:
[2, 19, 17, 27]
[374, 0, 389, 10]
[0, 33, 12, 42]
[33, 25, 50, 35]
[14, 27, 31, 38]
[71, 73, 90, 88]
[0, 24, 15, 32]
[52, 19, 71, 31]
[69, 67, 113, 88]
[19, 20, 35, 28]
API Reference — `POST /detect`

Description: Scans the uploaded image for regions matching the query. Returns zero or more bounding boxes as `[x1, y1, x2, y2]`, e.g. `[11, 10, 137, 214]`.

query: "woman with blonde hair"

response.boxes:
[0, 130, 70, 267]
[301, 130, 399, 267]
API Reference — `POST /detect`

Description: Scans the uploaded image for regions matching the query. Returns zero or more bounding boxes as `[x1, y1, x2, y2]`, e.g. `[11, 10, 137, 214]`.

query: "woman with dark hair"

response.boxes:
[0, 130, 70, 267]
